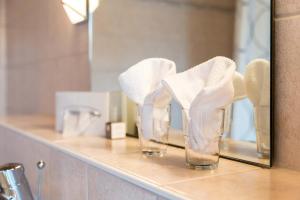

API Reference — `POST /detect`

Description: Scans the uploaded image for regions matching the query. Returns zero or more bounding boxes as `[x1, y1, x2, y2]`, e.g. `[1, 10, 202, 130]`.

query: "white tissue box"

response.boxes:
[55, 92, 109, 136]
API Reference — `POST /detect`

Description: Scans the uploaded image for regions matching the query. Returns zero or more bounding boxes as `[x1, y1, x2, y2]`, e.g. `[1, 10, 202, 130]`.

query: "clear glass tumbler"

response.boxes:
[182, 109, 225, 169]
[136, 105, 170, 157]
[254, 106, 270, 158]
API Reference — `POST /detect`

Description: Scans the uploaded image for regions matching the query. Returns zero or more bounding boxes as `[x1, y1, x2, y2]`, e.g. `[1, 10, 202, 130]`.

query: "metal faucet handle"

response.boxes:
[0, 163, 33, 200]
[0, 190, 15, 200]
[36, 161, 46, 170]
[0, 161, 46, 200]
[36, 160, 46, 200]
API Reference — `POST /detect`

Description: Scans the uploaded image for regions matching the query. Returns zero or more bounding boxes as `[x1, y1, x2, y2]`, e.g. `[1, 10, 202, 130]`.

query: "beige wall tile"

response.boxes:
[54, 54, 90, 91]
[6, 54, 90, 114]
[0, 31, 5, 115]
[275, 0, 300, 17]
[0, 68, 6, 115]
[5, 0, 48, 30]
[0, 27, 5, 69]
[87, 165, 157, 200]
[0, 0, 6, 115]
[5, 0, 88, 66]
[46, 149, 88, 200]
[185, 8, 235, 67]
[45, 0, 88, 59]
[6, 0, 89, 114]
[35, 54, 90, 114]
[274, 16, 300, 170]
[0, 0, 5, 26]
[6, 66, 40, 114]
[6, 27, 48, 68]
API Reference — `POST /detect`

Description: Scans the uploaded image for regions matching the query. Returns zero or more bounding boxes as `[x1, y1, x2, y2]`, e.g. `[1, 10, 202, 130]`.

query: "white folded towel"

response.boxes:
[162, 56, 236, 153]
[244, 59, 270, 106]
[119, 58, 176, 139]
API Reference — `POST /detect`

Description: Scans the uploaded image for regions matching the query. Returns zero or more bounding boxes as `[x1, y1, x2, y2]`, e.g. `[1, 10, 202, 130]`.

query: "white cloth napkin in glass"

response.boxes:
[119, 58, 176, 139]
[162, 56, 236, 153]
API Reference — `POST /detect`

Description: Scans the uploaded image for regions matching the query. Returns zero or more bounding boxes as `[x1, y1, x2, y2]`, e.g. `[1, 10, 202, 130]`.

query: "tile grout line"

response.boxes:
[85, 164, 89, 200]
[6, 51, 89, 70]
[275, 12, 300, 21]
[161, 168, 262, 186]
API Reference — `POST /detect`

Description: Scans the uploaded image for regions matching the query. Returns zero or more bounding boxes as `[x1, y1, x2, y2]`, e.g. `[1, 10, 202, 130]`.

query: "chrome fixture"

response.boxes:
[0, 163, 34, 200]
[36, 161, 46, 200]
[0, 161, 46, 200]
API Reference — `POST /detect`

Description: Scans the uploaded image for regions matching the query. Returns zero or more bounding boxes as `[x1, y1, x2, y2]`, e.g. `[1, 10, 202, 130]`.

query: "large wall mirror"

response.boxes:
[89, 0, 273, 167]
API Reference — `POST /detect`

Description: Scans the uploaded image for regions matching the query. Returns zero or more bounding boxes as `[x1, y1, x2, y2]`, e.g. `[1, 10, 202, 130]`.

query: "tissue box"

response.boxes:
[56, 92, 109, 136]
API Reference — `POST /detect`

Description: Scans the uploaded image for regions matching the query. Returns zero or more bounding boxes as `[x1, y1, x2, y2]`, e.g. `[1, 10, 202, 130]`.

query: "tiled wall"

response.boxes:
[0, 0, 6, 115]
[5, 0, 90, 114]
[274, 0, 300, 170]
[0, 127, 159, 200]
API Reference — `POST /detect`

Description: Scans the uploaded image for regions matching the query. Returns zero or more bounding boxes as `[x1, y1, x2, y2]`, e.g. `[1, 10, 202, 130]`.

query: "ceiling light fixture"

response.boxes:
[62, 0, 99, 24]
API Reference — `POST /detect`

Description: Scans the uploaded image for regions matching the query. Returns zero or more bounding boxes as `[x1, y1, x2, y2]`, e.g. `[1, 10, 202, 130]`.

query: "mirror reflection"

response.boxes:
[90, 0, 271, 166]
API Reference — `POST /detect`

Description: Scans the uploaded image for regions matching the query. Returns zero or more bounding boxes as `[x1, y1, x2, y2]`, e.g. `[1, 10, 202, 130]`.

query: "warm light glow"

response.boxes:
[63, 4, 86, 24]
[62, 0, 100, 24]
[89, 0, 100, 13]
[62, 0, 87, 24]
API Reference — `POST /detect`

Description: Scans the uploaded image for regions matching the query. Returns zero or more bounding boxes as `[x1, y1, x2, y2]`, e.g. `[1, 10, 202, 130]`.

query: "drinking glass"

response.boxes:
[182, 109, 225, 169]
[136, 105, 170, 157]
[254, 106, 270, 158]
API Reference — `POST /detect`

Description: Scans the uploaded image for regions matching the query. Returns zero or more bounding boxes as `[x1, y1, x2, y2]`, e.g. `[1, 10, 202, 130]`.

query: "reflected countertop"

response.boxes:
[220, 138, 270, 166]
[0, 115, 299, 200]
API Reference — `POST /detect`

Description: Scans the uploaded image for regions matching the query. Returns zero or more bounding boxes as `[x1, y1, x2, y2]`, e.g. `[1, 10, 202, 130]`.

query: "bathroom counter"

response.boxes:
[0, 115, 299, 200]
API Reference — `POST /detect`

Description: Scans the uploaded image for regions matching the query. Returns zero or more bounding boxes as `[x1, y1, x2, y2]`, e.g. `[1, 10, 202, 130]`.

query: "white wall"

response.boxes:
[0, 0, 6, 115]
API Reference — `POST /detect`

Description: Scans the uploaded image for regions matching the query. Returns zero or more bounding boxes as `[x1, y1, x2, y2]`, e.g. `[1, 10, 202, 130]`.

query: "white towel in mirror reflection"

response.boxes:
[245, 59, 270, 157]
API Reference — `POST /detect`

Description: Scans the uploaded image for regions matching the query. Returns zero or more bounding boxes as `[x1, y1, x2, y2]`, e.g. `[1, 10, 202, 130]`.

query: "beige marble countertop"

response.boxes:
[0, 115, 299, 200]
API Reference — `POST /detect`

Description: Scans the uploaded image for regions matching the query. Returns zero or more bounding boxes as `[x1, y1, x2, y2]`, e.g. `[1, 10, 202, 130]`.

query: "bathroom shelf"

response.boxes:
[0, 115, 299, 199]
